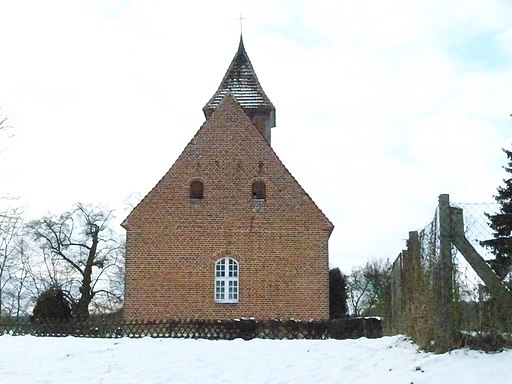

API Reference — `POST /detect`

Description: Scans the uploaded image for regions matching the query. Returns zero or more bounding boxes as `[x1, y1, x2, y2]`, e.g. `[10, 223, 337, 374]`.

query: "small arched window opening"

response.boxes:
[190, 180, 204, 199]
[252, 180, 266, 200]
[214, 257, 239, 303]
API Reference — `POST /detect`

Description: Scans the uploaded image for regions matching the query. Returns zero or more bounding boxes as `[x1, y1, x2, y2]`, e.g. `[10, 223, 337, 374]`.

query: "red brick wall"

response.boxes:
[123, 94, 333, 321]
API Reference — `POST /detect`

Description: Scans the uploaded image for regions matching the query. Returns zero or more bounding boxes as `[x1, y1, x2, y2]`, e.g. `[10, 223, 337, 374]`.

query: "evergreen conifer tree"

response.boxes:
[481, 147, 512, 281]
[329, 268, 348, 319]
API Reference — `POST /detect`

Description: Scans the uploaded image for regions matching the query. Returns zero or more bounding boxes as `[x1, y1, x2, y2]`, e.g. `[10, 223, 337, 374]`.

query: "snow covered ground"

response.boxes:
[0, 335, 510, 383]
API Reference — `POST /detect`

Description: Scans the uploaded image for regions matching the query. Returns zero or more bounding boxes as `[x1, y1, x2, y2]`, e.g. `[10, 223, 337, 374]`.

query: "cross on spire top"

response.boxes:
[237, 14, 246, 35]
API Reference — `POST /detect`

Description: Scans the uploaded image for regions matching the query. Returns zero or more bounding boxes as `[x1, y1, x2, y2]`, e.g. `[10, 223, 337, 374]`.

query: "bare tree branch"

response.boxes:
[26, 203, 124, 320]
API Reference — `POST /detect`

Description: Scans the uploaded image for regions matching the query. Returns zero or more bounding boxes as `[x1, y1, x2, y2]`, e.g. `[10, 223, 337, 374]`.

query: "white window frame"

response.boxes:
[214, 257, 239, 303]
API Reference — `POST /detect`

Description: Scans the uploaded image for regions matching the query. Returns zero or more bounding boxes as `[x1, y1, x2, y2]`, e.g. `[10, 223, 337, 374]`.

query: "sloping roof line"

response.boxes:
[203, 35, 275, 120]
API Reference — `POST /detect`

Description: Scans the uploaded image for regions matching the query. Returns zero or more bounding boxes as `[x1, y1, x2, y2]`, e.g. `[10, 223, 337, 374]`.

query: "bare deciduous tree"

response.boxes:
[347, 259, 391, 317]
[27, 203, 124, 320]
[0, 210, 24, 319]
[0, 111, 15, 206]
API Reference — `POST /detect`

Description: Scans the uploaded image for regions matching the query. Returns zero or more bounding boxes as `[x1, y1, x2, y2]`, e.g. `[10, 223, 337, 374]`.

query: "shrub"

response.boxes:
[31, 288, 72, 323]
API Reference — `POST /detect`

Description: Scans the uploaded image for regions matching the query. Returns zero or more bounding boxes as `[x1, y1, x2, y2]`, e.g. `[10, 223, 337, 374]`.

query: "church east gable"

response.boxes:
[122, 38, 333, 321]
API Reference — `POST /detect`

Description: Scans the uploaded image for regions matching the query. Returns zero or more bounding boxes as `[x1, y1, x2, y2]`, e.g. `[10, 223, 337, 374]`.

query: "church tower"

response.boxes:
[122, 36, 333, 321]
[203, 35, 275, 143]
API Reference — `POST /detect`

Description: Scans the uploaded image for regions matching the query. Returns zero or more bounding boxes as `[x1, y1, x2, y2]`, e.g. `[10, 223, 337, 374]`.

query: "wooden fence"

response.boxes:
[0, 317, 382, 340]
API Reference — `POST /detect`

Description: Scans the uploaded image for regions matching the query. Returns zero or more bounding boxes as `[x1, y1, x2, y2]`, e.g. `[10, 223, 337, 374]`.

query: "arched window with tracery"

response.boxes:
[214, 257, 239, 303]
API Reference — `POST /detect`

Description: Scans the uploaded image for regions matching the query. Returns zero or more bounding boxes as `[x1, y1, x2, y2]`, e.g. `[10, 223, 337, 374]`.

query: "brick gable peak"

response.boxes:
[122, 92, 333, 234]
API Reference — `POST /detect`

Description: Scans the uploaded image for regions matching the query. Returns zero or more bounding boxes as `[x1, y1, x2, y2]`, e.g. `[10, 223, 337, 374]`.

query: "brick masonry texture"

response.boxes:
[122, 94, 333, 321]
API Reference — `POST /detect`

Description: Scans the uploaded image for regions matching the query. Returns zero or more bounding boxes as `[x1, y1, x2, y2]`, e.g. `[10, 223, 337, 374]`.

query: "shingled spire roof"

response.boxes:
[203, 35, 276, 142]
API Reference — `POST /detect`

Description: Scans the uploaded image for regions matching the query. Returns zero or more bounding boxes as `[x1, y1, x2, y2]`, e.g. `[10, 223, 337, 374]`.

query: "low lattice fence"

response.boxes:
[0, 317, 382, 340]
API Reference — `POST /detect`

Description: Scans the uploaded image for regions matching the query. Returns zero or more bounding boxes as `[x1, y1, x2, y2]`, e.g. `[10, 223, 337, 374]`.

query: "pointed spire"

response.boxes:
[237, 34, 245, 55]
[203, 36, 276, 143]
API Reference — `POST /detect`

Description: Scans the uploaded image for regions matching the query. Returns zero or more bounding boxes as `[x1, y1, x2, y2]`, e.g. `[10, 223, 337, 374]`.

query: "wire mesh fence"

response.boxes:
[452, 202, 499, 258]
[450, 202, 499, 304]
[390, 196, 511, 352]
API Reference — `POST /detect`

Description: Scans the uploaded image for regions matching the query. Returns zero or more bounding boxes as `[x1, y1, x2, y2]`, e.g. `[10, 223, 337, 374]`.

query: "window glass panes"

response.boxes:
[214, 257, 239, 303]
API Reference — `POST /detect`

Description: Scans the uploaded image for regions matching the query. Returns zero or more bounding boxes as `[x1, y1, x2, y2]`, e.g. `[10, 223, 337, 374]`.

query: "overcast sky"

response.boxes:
[1, 0, 511, 272]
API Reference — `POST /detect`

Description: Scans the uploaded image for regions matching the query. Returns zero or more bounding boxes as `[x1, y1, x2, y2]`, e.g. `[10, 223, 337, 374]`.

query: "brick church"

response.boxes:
[122, 36, 334, 321]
